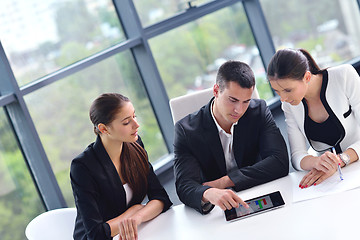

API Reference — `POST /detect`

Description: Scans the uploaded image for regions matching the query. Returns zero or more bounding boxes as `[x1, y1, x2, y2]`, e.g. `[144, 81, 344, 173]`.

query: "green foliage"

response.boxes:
[133, 0, 182, 26]
[55, 0, 98, 43]
[0, 151, 44, 240]
[330, 52, 342, 63]
[98, 6, 121, 28]
[56, 167, 74, 206]
[56, 41, 89, 66]
[295, 36, 324, 52]
[256, 76, 274, 100]
[261, 0, 342, 44]
[0, 112, 18, 152]
[150, 3, 263, 99]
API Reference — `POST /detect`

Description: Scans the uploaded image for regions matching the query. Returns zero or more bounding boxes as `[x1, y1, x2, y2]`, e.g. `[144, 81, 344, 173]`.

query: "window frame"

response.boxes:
[0, 0, 359, 210]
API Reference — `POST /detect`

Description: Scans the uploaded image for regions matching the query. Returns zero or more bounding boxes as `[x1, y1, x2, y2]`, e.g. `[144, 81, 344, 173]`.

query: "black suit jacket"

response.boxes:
[173, 98, 289, 214]
[70, 136, 172, 240]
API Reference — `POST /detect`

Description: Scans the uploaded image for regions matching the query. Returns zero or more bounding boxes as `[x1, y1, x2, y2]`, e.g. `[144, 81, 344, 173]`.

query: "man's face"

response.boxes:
[213, 81, 253, 128]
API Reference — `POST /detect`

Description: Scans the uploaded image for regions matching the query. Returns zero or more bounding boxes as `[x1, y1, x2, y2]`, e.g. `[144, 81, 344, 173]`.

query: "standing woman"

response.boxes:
[267, 48, 360, 188]
[70, 93, 172, 240]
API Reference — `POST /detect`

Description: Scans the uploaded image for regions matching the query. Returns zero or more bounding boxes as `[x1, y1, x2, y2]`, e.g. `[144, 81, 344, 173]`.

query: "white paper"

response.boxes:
[292, 160, 360, 202]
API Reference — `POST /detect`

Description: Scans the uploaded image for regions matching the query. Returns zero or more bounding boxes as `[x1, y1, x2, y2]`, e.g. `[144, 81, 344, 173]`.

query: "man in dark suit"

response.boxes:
[173, 61, 289, 214]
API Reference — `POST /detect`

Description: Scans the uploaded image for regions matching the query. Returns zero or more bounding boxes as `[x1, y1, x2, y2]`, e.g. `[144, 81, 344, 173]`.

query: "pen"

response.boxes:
[332, 147, 343, 181]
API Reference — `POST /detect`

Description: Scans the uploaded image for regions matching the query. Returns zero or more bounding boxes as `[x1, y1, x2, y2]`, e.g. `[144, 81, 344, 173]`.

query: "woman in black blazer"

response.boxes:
[70, 93, 172, 240]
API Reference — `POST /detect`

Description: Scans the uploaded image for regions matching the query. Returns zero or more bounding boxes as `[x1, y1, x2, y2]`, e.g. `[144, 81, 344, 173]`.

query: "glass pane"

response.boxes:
[24, 51, 168, 206]
[134, 0, 213, 27]
[149, 3, 273, 100]
[0, 0, 125, 86]
[0, 109, 44, 240]
[261, 0, 360, 67]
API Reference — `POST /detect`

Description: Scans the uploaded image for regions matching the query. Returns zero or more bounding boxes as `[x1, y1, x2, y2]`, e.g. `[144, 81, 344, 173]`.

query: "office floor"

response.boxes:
[157, 107, 293, 206]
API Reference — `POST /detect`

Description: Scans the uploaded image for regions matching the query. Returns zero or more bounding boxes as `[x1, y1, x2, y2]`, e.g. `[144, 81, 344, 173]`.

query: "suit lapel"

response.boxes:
[93, 136, 127, 209]
[233, 116, 247, 168]
[202, 98, 227, 175]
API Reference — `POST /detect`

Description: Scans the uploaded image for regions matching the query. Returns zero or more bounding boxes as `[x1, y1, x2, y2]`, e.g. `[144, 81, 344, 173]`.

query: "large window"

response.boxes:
[133, 0, 213, 27]
[24, 51, 167, 206]
[0, 109, 44, 240]
[261, 0, 360, 67]
[150, 2, 273, 100]
[0, 1, 359, 238]
[0, 0, 124, 86]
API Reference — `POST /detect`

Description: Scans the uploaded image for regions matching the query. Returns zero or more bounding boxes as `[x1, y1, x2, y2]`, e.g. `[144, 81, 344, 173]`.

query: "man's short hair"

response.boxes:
[216, 61, 255, 92]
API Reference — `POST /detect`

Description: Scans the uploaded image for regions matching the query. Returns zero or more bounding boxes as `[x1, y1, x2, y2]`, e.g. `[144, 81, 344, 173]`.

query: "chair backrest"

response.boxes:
[169, 87, 260, 124]
[25, 208, 77, 240]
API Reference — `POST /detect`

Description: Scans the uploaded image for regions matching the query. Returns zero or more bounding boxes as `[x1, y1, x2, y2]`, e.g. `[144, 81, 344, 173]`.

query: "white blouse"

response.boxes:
[113, 184, 133, 240]
[123, 183, 133, 206]
[282, 64, 360, 170]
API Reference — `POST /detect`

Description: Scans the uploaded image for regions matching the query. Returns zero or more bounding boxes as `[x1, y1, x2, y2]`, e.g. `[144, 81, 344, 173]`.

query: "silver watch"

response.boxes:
[340, 153, 350, 166]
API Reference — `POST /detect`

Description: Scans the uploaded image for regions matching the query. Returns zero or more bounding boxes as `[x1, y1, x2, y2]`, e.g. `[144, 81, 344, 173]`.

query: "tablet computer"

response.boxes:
[224, 191, 285, 222]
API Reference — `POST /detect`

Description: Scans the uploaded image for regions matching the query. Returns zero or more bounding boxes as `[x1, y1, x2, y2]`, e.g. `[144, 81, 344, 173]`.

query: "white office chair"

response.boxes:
[169, 87, 259, 124]
[25, 207, 77, 240]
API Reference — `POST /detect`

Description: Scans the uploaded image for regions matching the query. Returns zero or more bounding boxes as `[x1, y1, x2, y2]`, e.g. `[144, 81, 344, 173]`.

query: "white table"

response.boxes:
[139, 162, 360, 240]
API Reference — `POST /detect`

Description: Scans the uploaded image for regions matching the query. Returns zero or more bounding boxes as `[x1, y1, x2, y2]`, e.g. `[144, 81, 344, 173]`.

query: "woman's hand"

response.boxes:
[312, 151, 339, 173]
[118, 216, 142, 240]
[299, 166, 337, 188]
[109, 200, 164, 239]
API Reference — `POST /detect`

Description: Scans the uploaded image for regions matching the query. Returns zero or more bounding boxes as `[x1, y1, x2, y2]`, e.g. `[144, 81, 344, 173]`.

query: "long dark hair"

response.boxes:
[267, 48, 324, 81]
[89, 93, 149, 204]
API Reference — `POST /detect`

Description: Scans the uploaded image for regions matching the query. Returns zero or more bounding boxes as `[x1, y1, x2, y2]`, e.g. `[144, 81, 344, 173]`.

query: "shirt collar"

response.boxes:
[210, 99, 237, 136]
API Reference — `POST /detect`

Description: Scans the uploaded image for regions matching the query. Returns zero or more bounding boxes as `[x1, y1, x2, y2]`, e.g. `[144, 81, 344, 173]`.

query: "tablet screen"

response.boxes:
[225, 191, 284, 221]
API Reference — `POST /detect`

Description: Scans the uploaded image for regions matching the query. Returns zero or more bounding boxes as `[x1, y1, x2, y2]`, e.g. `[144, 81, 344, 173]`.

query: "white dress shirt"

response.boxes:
[201, 100, 239, 211]
[210, 100, 238, 172]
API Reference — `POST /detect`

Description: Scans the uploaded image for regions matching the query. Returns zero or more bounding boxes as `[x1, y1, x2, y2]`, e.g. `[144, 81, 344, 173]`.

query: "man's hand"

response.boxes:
[202, 176, 235, 189]
[202, 188, 248, 211]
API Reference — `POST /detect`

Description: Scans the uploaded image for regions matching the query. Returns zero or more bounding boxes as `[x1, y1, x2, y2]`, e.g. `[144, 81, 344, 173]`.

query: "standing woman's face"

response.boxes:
[269, 76, 309, 106]
[103, 101, 140, 143]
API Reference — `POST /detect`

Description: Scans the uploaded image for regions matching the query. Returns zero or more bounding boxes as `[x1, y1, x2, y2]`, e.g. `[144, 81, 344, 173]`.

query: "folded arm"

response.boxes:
[229, 106, 289, 191]
[107, 200, 164, 240]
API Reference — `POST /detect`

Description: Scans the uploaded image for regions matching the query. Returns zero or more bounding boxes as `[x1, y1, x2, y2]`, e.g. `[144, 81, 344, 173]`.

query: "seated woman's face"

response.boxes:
[105, 102, 140, 143]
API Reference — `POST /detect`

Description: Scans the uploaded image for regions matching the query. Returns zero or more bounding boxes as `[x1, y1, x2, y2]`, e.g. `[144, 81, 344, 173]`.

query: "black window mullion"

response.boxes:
[242, 0, 275, 69]
[113, 0, 175, 152]
[0, 42, 66, 210]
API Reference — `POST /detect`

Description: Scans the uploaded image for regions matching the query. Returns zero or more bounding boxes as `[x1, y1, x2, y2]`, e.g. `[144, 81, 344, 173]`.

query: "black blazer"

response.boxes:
[70, 136, 172, 240]
[173, 98, 289, 214]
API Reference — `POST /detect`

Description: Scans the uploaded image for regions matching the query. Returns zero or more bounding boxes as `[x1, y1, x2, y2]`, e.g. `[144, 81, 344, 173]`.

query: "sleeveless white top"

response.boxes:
[123, 183, 133, 206]
[113, 184, 133, 240]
